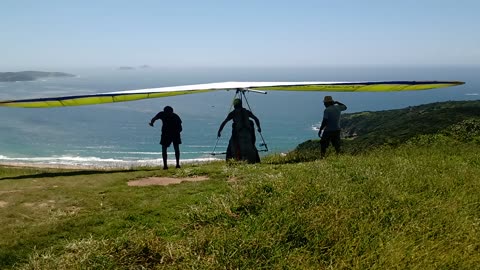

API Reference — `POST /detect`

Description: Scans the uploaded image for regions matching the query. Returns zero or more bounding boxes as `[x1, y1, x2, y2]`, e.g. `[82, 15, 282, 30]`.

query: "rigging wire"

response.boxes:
[210, 91, 238, 155]
[240, 90, 268, 152]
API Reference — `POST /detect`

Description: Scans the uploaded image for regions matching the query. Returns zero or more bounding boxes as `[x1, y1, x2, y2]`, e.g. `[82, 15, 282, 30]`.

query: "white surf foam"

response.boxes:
[0, 154, 221, 169]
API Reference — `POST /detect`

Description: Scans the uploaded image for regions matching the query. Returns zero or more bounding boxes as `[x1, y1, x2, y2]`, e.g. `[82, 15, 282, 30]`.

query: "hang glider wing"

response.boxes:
[250, 80, 465, 92]
[0, 81, 464, 108]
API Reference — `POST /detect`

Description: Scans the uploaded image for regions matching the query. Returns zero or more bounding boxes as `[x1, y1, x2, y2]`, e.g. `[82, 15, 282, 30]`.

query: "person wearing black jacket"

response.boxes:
[149, 106, 182, 169]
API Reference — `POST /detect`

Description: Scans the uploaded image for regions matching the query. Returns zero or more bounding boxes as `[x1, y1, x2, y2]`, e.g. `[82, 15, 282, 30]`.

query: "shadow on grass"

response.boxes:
[0, 168, 156, 181]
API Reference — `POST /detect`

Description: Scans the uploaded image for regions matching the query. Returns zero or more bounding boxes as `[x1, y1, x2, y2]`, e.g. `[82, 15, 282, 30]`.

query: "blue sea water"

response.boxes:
[0, 66, 478, 168]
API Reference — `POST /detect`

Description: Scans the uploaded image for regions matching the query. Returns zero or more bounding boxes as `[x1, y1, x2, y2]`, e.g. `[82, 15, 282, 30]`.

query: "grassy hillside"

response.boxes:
[1, 100, 479, 269]
[341, 100, 480, 151]
[288, 100, 480, 162]
[342, 101, 480, 139]
[0, 71, 74, 82]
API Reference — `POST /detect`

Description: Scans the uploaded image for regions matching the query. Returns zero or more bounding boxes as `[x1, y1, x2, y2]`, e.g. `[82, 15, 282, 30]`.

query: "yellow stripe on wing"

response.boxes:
[253, 82, 464, 92]
[0, 81, 465, 108]
[0, 90, 211, 108]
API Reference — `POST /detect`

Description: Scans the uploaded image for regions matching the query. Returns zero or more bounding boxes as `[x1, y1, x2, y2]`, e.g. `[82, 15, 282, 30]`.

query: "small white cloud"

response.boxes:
[465, 93, 479, 96]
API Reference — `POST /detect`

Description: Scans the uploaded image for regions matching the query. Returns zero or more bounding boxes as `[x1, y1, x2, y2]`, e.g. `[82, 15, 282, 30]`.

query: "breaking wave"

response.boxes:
[0, 154, 220, 169]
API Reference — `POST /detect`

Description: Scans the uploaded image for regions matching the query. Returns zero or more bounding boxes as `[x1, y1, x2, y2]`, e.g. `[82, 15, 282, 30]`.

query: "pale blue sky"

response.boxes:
[1, 0, 479, 69]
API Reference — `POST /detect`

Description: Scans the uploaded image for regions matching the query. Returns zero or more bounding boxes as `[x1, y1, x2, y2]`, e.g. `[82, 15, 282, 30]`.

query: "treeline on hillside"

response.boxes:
[273, 100, 480, 163]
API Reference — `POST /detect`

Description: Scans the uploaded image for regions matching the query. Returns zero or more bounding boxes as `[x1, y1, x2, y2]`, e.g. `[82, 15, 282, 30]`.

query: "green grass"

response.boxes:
[179, 141, 480, 269]
[2, 137, 479, 269]
[0, 163, 230, 269]
[337, 101, 480, 154]
[3, 100, 479, 269]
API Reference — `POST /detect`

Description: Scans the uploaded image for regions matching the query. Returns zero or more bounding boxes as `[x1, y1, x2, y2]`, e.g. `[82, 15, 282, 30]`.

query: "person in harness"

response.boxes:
[217, 98, 262, 163]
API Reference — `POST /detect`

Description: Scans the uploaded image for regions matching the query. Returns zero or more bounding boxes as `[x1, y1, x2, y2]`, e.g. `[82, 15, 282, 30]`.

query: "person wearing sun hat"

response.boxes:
[318, 96, 347, 158]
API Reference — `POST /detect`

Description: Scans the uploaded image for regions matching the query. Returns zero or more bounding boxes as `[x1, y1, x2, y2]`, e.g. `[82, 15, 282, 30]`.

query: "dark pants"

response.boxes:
[160, 133, 181, 169]
[320, 130, 341, 156]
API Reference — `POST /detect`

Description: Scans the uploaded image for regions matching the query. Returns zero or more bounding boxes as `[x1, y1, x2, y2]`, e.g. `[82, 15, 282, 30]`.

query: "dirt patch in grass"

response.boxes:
[128, 176, 209, 186]
[0, 201, 8, 208]
[227, 177, 238, 183]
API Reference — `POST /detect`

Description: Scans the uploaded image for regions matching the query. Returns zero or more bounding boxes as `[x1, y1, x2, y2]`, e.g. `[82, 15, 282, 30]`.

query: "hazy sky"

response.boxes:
[1, 0, 479, 69]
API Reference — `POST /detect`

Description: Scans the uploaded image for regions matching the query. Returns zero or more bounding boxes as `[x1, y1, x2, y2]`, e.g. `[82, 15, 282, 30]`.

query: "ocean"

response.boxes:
[0, 66, 478, 168]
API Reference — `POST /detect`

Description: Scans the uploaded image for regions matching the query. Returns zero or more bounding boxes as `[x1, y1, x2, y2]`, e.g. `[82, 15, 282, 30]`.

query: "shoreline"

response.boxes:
[0, 158, 222, 170]
[0, 162, 125, 170]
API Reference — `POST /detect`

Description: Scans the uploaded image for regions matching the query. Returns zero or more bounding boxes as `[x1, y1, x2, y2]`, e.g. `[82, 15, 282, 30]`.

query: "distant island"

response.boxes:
[0, 71, 75, 82]
[117, 66, 135, 70]
[117, 65, 151, 70]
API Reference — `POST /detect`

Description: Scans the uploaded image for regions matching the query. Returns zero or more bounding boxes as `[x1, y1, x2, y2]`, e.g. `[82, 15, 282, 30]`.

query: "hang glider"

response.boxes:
[0, 80, 464, 108]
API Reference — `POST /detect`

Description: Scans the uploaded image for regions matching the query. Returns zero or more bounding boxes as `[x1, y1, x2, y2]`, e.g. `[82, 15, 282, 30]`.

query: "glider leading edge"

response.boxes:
[0, 81, 465, 108]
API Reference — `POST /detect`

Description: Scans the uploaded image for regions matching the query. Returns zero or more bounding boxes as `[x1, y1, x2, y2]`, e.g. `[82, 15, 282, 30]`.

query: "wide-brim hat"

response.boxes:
[323, 96, 334, 103]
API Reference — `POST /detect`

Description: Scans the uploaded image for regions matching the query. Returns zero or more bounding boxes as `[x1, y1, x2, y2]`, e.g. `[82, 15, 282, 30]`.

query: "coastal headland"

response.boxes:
[0, 71, 75, 82]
